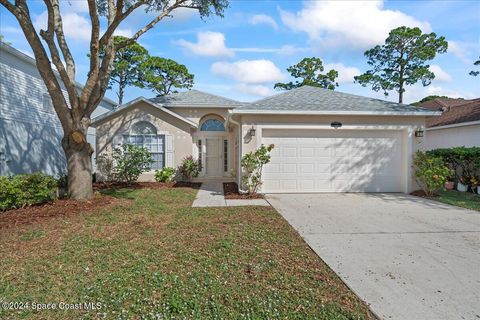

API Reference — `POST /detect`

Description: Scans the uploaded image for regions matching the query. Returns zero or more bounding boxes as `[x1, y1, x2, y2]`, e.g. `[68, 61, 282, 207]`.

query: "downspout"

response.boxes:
[225, 110, 248, 194]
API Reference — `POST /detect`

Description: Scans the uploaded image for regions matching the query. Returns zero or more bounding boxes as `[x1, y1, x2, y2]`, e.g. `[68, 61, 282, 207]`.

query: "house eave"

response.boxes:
[231, 109, 442, 116]
[91, 97, 198, 128]
[426, 120, 480, 131]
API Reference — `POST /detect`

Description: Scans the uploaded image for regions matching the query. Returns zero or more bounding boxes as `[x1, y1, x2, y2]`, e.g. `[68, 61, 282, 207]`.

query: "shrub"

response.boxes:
[112, 144, 154, 184]
[427, 147, 480, 190]
[96, 153, 115, 182]
[0, 173, 58, 211]
[154, 167, 176, 182]
[177, 156, 201, 181]
[241, 144, 274, 194]
[413, 151, 452, 197]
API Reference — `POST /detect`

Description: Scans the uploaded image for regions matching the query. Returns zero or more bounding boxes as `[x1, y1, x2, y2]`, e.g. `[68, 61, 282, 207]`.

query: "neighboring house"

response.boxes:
[421, 98, 480, 150]
[92, 86, 439, 193]
[0, 43, 115, 176]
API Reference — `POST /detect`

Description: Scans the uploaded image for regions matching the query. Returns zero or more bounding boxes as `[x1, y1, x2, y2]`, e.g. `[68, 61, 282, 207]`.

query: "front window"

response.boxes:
[200, 119, 225, 131]
[124, 121, 165, 170]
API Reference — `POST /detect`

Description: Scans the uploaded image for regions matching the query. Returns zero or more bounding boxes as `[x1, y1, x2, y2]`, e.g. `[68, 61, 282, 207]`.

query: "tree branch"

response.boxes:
[6, 0, 73, 130]
[50, 0, 75, 81]
[40, 0, 78, 111]
[87, 0, 100, 72]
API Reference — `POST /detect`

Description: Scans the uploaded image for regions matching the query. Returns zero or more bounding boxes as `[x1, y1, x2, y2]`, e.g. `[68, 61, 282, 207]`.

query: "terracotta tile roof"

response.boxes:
[423, 98, 480, 128]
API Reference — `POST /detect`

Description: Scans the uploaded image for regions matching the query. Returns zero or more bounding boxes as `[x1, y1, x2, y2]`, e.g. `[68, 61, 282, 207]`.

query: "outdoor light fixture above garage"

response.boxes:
[415, 129, 424, 137]
[249, 126, 256, 136]
[330, 121, 342, 129]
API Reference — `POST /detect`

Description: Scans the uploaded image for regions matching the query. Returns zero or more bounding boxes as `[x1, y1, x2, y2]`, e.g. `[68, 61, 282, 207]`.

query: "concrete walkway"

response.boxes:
[192, 181, 270, 207]
[268, 193, 480, 320]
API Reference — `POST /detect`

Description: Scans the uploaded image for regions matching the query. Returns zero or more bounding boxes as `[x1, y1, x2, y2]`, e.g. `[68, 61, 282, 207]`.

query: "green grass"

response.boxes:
[0, 187, 373, 319]
[432, 189, 480, 211]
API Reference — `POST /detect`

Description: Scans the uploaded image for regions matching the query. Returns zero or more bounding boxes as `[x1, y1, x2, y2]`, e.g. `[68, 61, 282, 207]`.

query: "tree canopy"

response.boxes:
[141, 56, 194, 96]
[354, 26, 448, 103]
[274, 57, 338, 91]
[0, 0, 228, 199]
[106, 36, 149, 106]
[469, 57, 480, 77]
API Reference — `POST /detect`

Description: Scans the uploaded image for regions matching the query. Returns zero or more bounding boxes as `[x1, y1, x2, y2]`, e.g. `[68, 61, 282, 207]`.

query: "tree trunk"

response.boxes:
[118, 77, 124, 107]
[398, 90, 403, 104]
[62, 131, 94, 200]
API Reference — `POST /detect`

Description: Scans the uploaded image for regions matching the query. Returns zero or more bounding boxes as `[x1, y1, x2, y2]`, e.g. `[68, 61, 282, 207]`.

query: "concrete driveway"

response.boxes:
[267, 193, 480, 320]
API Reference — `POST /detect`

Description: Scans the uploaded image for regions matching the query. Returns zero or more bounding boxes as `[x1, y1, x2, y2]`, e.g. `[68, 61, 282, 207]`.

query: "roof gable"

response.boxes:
[233, 86, 439, 116]
[91, 97, 197, 127]
[149, 90, 243, 108]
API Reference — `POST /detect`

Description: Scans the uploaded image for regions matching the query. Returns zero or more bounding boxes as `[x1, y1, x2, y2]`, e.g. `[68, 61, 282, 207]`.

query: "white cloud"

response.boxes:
[235, 84, 274, 97]
[447, 40, 475, 64]
[429, 65, 452, 82]
[176, 31, 234, 58]
[114, 28, 134, 38]
[250, 14, 279, 30]
[280, 1, 431, 49]
[34, 11, 91, 42]
[211, 59, 285, 84]
[324, 63, 361, 84]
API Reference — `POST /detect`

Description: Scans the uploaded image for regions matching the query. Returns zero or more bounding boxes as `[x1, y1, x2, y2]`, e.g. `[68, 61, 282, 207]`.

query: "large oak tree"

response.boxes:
[354, 26, 448, 103]
[0, 0, 228, 200]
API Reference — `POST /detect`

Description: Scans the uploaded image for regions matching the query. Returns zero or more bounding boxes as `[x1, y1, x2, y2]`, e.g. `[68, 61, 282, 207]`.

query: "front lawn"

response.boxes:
[432, 189, 480, 212]
[0, 187, 373, 319]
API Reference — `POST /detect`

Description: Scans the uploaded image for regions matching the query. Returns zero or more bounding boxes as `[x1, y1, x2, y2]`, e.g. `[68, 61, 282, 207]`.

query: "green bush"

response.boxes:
[154, 167, 176, 182]
[427, 147, 480, 189]
[177, 156, 201, 181]
[0, 173, 58, 211]
[112, 144, 154, 184]
[241, 144, 275, 194]
[413, 151, 452, 196]
[96, 153, 115, 182]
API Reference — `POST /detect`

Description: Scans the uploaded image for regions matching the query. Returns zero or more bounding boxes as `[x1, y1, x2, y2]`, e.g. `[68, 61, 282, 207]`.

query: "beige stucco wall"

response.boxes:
[233, 114, 427, 193]
[95, 101, 194, 180]
[425, 124, 480, 150]
[95, 103, 237, 181]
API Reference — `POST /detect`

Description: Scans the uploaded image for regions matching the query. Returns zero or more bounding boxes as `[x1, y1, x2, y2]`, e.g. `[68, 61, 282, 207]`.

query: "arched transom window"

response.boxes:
[200, 119, 225, 131]
[124, 121, 164, 170]
[131, 121, 157, 135]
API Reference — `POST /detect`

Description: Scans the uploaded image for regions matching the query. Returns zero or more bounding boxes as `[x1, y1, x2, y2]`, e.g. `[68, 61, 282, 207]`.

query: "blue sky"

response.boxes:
[1, 0, 479, 104]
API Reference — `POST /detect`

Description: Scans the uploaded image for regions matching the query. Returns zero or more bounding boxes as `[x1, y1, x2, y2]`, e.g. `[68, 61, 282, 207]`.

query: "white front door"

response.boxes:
[205, 138, 222, 177]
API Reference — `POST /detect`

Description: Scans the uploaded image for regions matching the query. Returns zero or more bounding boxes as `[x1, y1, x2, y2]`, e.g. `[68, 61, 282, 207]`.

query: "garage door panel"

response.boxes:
[261, 129, 403, 193]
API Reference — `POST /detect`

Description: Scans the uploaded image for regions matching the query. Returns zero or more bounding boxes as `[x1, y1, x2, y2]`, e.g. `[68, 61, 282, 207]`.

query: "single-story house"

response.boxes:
[92, 86, 440, 193]
[420, 98, 480, 150]
[0, 42, 115, 176]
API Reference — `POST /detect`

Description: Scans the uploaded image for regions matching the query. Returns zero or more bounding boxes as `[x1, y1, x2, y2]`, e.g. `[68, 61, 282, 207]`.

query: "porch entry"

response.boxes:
[198, 137, 229, 178]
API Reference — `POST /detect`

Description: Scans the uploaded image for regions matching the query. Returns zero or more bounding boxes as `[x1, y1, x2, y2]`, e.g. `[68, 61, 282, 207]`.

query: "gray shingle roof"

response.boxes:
[234, 86, 439, 115]
[149, 90, 244, 108]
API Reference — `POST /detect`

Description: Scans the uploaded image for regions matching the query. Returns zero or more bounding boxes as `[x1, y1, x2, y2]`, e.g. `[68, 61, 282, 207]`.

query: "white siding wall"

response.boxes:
[0, 44, 114, 176]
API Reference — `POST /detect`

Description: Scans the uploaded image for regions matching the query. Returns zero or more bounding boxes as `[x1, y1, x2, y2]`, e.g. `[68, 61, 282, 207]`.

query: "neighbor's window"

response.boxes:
[124, 121, 165, 170]
[200, 119, 225, 131]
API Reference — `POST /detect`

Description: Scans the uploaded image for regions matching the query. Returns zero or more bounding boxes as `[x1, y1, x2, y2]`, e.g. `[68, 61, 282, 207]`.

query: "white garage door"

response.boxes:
[261, 129, 404, 193]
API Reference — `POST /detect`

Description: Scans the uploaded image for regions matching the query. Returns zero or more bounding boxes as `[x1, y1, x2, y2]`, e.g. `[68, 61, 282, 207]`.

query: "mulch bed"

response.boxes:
[410, 190, 428, 197]
[0, 195, 126, 231]
[93, 181, 201, 190]
[223, 182, 264, 199]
